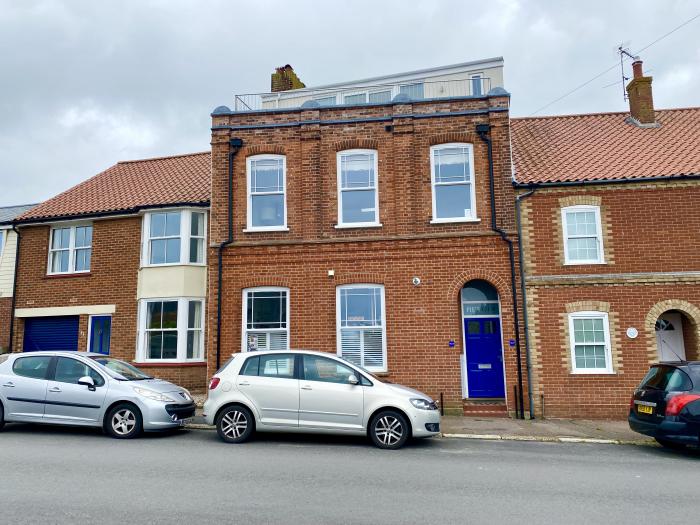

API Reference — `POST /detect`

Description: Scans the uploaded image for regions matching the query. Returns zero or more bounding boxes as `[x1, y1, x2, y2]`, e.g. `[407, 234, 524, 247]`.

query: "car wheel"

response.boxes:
[105, 403, 143, 439]
[370, 410, 410, 450]
[216, 405, 254, 443]
[655, 437, 687, 450]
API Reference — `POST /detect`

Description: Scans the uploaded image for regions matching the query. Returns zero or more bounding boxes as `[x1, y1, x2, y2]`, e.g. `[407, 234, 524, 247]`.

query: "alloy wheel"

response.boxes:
[221, 410, 248, 439]
[111, 409, 136, 436]
[375, 415, 404, 446]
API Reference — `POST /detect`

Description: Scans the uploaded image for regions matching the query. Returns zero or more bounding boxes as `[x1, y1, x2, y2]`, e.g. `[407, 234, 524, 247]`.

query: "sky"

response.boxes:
[1, 0, 698, 206]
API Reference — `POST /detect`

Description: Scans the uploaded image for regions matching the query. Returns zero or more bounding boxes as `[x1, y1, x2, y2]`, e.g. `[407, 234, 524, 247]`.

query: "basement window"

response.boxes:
[562, 205, 604, 264]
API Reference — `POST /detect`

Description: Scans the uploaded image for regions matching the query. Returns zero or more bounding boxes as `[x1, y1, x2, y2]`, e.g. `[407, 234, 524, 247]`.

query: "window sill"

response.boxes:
[334, 223, 383, 229]
[141, 263, 207, 269]
[131, 361, 207, 368]
[430, 218, 480, 224]
[570, 370, 616, 375]
[45, 272, 91, 279]
[563, 261, 607, 266]
[243, 227, 290, 233]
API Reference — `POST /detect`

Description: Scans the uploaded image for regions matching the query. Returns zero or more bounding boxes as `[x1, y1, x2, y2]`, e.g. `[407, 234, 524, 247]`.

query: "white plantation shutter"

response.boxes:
[362, 329, 384, 368]
[269, 331, 288, 351]
[246, 331, 288, 351]
[340, 330, 362, 366]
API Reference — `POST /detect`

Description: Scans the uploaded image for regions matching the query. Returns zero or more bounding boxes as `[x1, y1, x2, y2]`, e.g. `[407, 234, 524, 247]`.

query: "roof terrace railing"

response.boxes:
[233, 77, 493, 112]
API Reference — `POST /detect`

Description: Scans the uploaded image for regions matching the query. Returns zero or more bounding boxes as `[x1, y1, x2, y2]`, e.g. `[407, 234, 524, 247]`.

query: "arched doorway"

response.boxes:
[461, 280, 505, 398]
[655, 310, 697, 361]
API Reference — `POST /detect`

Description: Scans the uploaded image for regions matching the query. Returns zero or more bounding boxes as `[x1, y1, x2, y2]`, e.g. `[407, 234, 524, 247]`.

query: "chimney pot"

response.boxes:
[271, 65, 306, 93]
[632, 58, 643, 79]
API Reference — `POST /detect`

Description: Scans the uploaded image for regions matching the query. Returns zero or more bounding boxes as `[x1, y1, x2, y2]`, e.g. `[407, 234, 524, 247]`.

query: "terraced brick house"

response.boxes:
[0, 204, 37, 353]
[511, 58, 700, 418]
[207, 58, 531, 416]
[10, 153, 211, 390]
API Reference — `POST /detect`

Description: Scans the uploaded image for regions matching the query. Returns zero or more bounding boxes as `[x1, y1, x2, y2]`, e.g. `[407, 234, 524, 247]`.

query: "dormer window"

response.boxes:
[142, 209, 207, 266]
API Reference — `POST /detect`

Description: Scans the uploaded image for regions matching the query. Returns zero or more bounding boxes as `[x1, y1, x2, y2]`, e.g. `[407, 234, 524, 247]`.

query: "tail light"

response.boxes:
[209, 377, 221, 390]
[665, 394, 700, 416]
[629, 396, 635, 410]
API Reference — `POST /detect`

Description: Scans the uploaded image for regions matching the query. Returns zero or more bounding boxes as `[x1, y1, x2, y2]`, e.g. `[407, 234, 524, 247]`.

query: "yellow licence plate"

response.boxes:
[637, 404, 653, 415]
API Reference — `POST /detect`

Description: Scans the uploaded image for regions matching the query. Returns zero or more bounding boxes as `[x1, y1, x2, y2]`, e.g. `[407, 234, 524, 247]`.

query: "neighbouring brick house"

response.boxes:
[207, 58, 531, 416]
[0, 204, 37, 352]
[11, 153, 211, 390]
[511, 59, 700, 418]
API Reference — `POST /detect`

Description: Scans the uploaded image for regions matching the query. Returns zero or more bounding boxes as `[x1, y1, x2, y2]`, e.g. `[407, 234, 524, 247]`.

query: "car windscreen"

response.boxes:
[639, 365, 693, 392]
[89, 357, 152, 381]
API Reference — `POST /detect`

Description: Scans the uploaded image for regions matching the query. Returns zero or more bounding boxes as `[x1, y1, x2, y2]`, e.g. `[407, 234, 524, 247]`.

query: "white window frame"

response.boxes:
[336, 149, 381, 228]
[561, 205, 605, 265]
[245, 155, 288, 232]
[141, 208, 208, 267]
[241, 287, 290, 353]
[47, 222, 93, 275]
[429, 143, 478, 224]
[568, 311, 613, 374]
[336, 284, 388, 373]
[137, 297, 205, 363]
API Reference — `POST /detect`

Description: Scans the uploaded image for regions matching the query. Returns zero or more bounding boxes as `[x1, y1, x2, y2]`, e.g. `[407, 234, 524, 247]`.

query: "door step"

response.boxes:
[462, 398, 508, 417]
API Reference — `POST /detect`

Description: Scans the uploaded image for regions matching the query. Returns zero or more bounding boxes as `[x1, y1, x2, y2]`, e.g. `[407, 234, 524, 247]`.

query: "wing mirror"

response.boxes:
[348, 374, 359, 385]
[78, 376, 96, 391]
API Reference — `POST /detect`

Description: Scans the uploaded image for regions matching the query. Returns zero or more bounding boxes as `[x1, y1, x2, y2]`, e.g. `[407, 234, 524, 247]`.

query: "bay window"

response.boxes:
[336, 284, 387, 372]
[48, 224, 92, 274]
[138, 297, 205, 362]
[243, 287, 289, 352]
[143, 209, 207, 266]
[430, 143, 477, 223]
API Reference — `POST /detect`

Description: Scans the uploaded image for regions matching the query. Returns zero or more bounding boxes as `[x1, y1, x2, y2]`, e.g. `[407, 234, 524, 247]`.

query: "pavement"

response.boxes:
[0, 423, 697, 524]
[188, 397, 653, 445]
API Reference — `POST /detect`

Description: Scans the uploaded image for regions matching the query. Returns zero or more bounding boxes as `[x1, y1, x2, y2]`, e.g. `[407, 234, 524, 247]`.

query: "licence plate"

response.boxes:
[179, 418, 191, 426]
[637, 405, 653, 415]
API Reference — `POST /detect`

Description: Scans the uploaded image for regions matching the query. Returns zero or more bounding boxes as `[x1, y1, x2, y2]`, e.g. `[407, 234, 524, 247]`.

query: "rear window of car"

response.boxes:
[640, 365, 693, 392]
[12, 356, 52, 380]
[240, 356, 259, 376]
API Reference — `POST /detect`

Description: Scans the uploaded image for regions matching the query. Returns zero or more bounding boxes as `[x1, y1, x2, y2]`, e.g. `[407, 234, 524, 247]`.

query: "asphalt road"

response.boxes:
[0, 424, 698, 524]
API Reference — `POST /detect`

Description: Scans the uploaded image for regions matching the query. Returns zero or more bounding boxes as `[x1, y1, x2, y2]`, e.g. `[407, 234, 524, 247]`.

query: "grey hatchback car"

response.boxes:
[0, 351, 195, 438]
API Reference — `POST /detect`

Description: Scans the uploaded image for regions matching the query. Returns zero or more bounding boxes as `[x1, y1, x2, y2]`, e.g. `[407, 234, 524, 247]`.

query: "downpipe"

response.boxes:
[476, 123, 525, 419]
[216, 138, 243, 370]
[7, 224, 21, 353]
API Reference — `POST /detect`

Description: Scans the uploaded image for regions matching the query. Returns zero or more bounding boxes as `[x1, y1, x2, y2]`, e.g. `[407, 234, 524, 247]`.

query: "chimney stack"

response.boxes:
[625, 57, 656, 125]
[271, 65, 306, 93]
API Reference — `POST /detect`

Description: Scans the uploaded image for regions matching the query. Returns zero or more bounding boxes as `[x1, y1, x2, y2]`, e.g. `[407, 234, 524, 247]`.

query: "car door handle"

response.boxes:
[301, 385, 312, 390]
[238, 381, 250, 387]
[2, 382, 14, 388]
[48, 387, 62, 393]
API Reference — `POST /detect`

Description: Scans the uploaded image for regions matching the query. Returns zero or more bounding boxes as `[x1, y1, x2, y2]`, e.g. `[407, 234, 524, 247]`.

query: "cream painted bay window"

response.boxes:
[142, 209, 207, 266]
[138, 297, 205, 362]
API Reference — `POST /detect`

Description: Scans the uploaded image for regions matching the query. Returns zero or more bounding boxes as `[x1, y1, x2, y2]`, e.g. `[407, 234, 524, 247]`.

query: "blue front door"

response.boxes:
[464, 317, 505, 398]
[89, 316, 111, 355]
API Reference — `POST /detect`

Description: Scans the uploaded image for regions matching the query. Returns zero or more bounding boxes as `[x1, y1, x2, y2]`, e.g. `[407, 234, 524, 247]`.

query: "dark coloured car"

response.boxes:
[629, 362, 700, 449]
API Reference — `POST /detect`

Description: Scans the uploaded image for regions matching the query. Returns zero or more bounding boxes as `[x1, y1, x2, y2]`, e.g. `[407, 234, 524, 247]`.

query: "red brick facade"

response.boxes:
[520, 182, 700, 418]
[207, 94, 527, 415]
[12, 218, 207, 391]
[0, 297, 11, 351]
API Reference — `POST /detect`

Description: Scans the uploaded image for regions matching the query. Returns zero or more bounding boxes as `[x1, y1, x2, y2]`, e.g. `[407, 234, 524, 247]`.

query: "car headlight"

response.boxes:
[133, 386, 176, 402]
[410, 398, 438, 410]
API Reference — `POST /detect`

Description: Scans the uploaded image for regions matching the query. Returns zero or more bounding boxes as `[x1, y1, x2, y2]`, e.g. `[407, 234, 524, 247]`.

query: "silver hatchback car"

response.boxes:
[204, 350, 441, 449]
[0, 351, 195, 439]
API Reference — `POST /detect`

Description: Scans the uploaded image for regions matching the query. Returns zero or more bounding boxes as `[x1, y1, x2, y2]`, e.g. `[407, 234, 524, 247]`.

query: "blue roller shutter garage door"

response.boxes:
[23, 316, 79, 352]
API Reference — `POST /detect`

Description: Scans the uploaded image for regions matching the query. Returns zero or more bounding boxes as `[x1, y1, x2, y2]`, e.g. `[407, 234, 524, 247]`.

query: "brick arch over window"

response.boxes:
[428, 132, 478, 147]
[333, 138, 379, 152]
[644, 299, 700, 362]
[240, 279, 292, 290]
[244, 145, 286, 157]
[447, 270, 511, 303]
[334, 273, 386, 286]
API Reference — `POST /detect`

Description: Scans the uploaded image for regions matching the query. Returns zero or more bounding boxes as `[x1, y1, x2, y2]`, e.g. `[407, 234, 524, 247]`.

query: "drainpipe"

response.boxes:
[476, 123, 524, 419]
[215, 138, 243, 370]
[7, 224, 21, 353]
[516, 188, 537, 419]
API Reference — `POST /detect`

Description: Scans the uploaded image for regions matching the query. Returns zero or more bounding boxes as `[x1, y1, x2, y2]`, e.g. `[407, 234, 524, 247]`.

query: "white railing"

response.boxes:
[233, 77, 492, 112]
